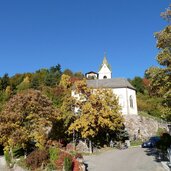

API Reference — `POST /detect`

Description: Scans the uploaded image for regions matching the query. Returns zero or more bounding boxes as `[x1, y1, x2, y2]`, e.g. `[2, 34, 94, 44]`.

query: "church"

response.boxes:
[85, 56, 138, 115]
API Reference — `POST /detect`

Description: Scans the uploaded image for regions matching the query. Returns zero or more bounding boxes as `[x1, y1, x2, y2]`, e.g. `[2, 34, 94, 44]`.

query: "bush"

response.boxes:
[49, 147, 60, 165]
[130, 139, 142, 146]
[4, 150, 12, 167]
[156, 133, 171, 152]
[72, 158, 80, 171]
[55, 151, 72, 170]
[26, 149, 49, 170]
[64, 157, 72, 171]
[13, 147, 25, 158]
[75, 153, 83, 159]
[66, 143, 75, 152]
[156, 127, 167, 136]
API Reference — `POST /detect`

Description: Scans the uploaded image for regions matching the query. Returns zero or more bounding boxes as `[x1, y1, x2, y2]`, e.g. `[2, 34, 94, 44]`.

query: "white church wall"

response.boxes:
[112, 88, 128, 115]
[126, 88, 138, 115]
[112, 88, 138, 115]
[98, 64, 111, 79]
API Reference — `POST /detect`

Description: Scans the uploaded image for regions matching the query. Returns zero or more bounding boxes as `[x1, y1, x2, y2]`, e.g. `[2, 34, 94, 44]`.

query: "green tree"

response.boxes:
[130, 77, 145, 94]
[10, 74, 24, 91]
[0, 73, 10, 90]
[30, 75, 40, 89]
[146, 5, 171, 119]
[44, 64, 62, 87]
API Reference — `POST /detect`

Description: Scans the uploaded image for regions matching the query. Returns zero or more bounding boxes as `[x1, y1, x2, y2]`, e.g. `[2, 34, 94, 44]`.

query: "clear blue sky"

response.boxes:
[0, 0, 170, 78]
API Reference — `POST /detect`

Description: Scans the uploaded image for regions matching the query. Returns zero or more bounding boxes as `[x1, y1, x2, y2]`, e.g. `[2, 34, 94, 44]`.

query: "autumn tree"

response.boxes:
[17, 76, 30, 92]
[0, 90, 56, 150]
[50, 74, 76, 142]
[63, 69, 73, 77]
[68, 80, 124, 145]
[146, 5, 171, 119]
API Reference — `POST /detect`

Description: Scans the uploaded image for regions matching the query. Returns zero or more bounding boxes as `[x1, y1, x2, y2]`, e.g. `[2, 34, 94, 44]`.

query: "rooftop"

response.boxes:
[86, 78, 136, 90]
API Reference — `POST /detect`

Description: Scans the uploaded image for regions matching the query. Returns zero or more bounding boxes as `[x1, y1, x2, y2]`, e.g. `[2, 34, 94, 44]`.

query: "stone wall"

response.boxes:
[124, 115, 168, 140]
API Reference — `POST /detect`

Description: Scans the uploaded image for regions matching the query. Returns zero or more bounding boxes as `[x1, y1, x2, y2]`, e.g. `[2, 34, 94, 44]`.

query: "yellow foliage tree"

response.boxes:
[68, 79, 124, 140]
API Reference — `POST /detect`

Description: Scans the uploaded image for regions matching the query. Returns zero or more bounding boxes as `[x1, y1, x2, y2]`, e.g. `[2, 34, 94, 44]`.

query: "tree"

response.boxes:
[0, 73, 10, 90]
[130, 77, 145, 94]
[146, 5, 171, 119]
[68, 80, 124, 143]
[0, 90, 56, 150]
[50, 75, 76, 141]
[63, 69, 73, 77]
[30, 75, 40, 89]
[16, 76, 30, 92]
[44, 64, 62, 87]
[74, 72, 84, 79]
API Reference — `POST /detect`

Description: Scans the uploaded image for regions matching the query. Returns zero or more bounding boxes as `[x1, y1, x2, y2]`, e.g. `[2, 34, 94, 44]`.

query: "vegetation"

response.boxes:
[146, 5, 171, 120]
[68, 79, 124, 145]
[0, 4, 170, 170]
[0, 89, 56, 150]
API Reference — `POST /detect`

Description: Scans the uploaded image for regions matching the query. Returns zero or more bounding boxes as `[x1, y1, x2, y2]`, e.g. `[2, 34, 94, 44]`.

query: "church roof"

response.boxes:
[85, 71, 98, 75]
[99, 56, 112, 72]
[86, 78, 136, 90]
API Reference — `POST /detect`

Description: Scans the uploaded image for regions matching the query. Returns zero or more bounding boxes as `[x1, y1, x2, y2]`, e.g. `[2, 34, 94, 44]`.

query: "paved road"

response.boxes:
[84, 147, 166, 171]
[0, 156, 10, 171]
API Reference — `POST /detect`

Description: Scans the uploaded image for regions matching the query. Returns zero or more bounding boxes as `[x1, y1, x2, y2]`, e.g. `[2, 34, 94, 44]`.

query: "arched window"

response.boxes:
[103, 75, 107, 79]
[130, 95, 134, 108]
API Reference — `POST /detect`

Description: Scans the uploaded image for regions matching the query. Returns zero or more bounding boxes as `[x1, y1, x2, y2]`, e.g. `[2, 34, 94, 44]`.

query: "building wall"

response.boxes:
[72, 87, 138, 115]
[98, 64, 112, 79]
[112, 88, 138, 115]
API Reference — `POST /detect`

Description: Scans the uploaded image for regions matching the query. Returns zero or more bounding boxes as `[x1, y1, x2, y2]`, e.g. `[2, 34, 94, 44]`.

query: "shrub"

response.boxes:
[49, 147, 60, 162]
[156, 127, 167, 136]
[64, 157, 72, 171]
[4, 150, 12, 167]
[156, 133, 171, 152]
[72, 158, 80, 171]
[55, 151, 72, 170]
[66, 143, 75, 152]
[26, 149, 49, 170]
[13, 147, 25, 158]
[75, 153, 83, 159]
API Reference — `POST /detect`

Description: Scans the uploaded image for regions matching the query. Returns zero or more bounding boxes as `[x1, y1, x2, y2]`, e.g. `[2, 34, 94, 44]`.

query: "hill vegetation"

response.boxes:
[0, 4, 170, 170]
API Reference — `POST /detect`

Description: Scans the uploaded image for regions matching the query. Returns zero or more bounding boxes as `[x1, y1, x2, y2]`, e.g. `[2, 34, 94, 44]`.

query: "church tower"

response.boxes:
[98, 55, 112, 79]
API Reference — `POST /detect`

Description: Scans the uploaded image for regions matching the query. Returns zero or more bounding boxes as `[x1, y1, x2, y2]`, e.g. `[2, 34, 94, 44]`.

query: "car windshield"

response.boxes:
[149, 137, 160, 142]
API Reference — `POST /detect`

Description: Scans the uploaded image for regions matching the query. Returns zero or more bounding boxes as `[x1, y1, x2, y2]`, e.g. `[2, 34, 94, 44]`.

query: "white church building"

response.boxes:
[85, 56, 138, 115]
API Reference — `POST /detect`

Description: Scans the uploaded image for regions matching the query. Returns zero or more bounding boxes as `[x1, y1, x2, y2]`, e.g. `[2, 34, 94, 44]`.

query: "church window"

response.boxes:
[130, 95, 134, 108]
[103, 76, 107, 79]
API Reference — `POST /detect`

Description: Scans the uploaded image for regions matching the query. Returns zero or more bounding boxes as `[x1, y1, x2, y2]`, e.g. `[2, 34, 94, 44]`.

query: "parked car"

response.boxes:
[142, 136, 160, 148]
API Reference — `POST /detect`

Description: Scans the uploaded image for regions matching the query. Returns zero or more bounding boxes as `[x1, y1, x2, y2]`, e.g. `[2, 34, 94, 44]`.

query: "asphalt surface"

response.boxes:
[0, 156, 10, 171]
[84, 147, 166, 171]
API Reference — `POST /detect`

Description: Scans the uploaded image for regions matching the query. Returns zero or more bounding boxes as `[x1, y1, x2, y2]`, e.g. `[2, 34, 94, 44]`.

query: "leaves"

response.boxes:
[0, 89, 56, 149]
[146, 5, 171, 120]
[68, 80, 124, 140]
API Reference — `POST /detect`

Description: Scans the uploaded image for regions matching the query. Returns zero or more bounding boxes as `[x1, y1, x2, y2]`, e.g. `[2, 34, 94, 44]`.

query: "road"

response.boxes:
[84, 147, 165, 171]
[0, 156, 10, 171]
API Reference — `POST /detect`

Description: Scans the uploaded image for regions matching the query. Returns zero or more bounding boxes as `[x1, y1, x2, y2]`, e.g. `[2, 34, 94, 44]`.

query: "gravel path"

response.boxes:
[84, 147, 166, 171]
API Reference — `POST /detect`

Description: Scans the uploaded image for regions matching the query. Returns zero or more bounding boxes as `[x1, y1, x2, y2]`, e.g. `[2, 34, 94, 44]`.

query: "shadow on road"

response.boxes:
[144, 148, 169, 163]
[0, 145, 4, 155]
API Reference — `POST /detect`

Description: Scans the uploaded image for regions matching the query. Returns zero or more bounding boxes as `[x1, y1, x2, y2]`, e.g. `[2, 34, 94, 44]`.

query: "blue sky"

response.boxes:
[0, 0, 170, 79]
